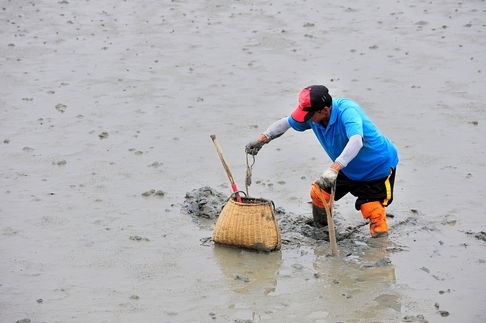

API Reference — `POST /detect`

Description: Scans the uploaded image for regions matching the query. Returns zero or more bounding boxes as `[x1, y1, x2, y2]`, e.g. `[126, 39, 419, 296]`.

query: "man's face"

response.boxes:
[309, 107, 331, 124]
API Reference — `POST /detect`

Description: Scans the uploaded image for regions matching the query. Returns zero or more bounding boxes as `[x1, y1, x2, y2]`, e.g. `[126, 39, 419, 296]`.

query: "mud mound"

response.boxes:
[182, 186, 228, 221]
[464, 230, 486, 242]
[182, 186, 372, 247]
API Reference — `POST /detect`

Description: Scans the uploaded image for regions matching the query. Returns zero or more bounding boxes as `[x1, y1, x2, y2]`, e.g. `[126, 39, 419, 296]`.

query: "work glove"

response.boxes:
[316, 162, 342, 189]
[245, 134, 268, 155]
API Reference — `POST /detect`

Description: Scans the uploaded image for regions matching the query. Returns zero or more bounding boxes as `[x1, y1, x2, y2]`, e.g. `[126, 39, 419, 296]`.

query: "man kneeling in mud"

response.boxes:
[245, 85, 399, 237]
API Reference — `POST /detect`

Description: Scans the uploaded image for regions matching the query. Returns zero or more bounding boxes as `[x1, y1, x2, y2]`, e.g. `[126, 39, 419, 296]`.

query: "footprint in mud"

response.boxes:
[52, 160, 67, 166]
[403, 314, 428, 322]
[141, 189, 165, 197]
[99, 132, 108, 140]
[438, 310, 449, 317]
[55, 103, 67, 113]
[128, 148, 143, 155]
[234, 275, 250, 283]
[15, 319, 31, 323]
[129, 235, 149, 241]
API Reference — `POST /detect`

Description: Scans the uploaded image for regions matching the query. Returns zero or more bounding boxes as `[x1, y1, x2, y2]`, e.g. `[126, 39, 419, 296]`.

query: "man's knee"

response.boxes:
[310, 182, 330, 208]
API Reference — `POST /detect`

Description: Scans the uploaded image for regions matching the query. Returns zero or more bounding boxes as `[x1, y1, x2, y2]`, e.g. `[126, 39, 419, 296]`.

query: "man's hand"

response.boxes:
[245, 134, 268, 155]
[316, 162, 342, 189]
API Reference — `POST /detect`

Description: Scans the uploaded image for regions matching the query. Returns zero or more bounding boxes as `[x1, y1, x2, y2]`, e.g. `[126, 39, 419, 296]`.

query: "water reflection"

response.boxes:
[360, 237, 398, 285]
[213, 244, 282, 295]
[311, 237, 401, 321]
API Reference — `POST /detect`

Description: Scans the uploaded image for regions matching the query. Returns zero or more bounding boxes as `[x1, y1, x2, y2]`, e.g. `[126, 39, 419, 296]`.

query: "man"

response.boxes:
[245, 85, 399, 237]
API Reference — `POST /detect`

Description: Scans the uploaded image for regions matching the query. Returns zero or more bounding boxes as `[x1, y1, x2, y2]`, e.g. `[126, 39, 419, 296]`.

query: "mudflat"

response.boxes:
[1, 0, 485, 322]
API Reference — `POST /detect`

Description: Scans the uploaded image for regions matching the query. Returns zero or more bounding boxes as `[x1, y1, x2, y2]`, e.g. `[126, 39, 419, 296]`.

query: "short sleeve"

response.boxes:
[288, 116, 311, 132]
[341, 107, 363, 138]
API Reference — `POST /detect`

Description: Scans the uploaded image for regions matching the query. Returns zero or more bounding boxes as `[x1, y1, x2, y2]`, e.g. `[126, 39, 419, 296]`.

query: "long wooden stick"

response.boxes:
[318, 185, 338, 256]
[210, 134, 242, 203]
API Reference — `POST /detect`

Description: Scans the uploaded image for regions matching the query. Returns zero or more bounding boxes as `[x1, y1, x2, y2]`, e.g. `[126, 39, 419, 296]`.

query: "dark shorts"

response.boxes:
[324, 168, 396, 210]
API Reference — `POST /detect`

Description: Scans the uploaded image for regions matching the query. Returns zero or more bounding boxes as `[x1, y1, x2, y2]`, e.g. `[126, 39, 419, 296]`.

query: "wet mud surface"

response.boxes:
[181, 186, 480, 323]
[183, 186, 406, 257]
[2, 0, 485, 322]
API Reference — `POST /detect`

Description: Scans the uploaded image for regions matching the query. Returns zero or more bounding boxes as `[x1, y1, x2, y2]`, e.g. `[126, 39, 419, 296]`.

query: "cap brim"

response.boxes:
[291, 106, 311, 123]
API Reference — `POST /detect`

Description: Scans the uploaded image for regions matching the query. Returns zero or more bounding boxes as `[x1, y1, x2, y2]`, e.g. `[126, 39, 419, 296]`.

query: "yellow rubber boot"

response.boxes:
[310, 182, 331, 228]
[360, 201, 388, 237]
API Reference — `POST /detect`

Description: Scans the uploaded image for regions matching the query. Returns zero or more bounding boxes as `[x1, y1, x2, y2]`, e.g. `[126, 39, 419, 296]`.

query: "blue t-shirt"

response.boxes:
[288, 98, 399, 181]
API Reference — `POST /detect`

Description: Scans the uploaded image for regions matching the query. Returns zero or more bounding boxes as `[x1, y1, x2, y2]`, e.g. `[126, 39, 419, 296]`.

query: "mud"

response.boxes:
[2, 0, 485, 322]
[184, 186, 412, 252]
[184, 186, 403, 277]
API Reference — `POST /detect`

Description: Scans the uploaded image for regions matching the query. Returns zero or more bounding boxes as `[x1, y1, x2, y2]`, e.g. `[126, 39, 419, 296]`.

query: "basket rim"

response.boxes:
[228, 195, 274, 206]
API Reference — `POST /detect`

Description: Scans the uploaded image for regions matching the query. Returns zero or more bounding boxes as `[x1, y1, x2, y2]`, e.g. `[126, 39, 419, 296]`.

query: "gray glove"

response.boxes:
[316, 162, 341, 189]
[245, 134, 268, 155]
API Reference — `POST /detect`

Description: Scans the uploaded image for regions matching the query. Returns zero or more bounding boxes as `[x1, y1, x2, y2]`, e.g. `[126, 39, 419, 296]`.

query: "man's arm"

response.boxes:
[335, 134, 363, 168]
[261, 117, 291, 141]
[245, 117, 291, 155]
[317, 134, 363, 189]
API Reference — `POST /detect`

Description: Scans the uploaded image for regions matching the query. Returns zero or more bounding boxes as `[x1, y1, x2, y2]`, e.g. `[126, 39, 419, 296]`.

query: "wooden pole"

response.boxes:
[210, 134, 242, 203]
[318, 185, 338, 256]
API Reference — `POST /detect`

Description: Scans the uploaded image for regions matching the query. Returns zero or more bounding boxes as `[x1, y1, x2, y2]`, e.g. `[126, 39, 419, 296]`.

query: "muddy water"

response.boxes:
[1, 0, 485, 322]
[185, 187, 416, 322]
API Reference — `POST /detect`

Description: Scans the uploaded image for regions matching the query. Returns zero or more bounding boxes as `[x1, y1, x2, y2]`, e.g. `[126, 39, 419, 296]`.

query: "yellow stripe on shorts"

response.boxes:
[382, 169, 392, 206]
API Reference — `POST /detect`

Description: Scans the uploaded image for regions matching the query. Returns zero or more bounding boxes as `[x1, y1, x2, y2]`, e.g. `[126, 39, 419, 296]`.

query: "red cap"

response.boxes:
[291, 85, 332, 122]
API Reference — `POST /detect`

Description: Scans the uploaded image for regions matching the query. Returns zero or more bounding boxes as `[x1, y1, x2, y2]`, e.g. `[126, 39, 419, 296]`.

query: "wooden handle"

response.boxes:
[318, 186, 338, 256]
[210, 134, 242, 202]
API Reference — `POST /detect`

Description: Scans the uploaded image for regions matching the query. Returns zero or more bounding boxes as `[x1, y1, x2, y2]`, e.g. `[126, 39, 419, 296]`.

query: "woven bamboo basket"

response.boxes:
[212, 195, 281, 252]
